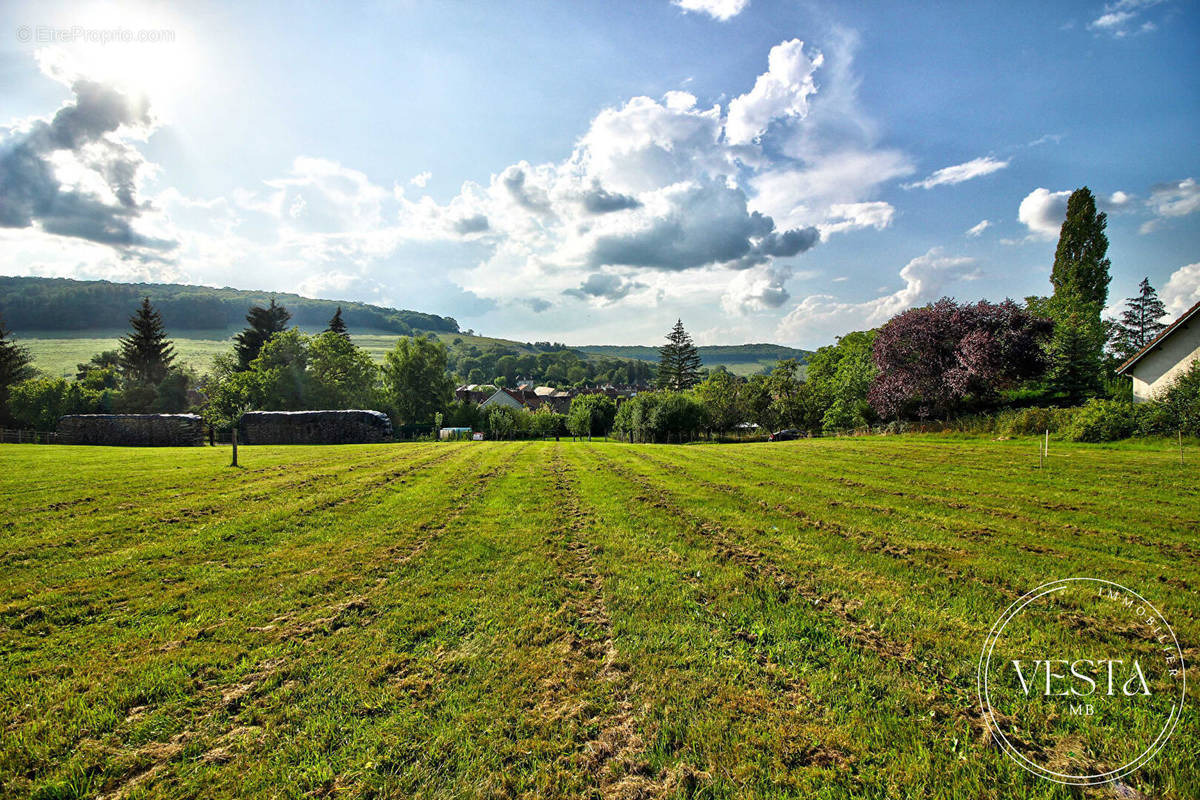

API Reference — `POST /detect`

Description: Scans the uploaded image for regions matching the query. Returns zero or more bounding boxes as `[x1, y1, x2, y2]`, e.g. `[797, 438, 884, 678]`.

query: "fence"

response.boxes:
[0, 428, 64, 444]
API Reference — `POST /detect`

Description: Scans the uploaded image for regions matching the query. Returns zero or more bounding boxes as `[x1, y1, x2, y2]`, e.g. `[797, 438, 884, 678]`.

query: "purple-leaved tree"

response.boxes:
[868, 298, 1052, 420]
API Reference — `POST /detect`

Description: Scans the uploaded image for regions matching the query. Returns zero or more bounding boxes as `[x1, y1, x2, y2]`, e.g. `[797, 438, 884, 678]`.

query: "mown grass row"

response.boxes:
[0, 438, 1196, 799]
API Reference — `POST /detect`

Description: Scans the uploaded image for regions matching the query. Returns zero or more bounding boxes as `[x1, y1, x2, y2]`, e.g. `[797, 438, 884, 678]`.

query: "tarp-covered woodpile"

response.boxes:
[239, 410, 392, 444]
[57, 414, 206, 446]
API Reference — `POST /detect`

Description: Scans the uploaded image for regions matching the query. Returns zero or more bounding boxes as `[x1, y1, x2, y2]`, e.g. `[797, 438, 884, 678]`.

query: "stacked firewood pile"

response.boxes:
[238, 410, 393, 444]
[57, 414, 206, 446]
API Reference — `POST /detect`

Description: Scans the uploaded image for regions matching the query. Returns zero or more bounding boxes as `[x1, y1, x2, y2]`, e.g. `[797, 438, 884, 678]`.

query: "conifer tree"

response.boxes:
[0, 314, 33, 423]
[234, 298, 291, 369]
[1109, 277, 1168, 361]
[326, 306, 349, 337]
[118, 298, 175, 386]
[657, 319, 702, 391]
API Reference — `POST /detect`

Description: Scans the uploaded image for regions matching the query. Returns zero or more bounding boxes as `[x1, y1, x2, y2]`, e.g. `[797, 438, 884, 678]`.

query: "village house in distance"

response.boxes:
[455, 381, 647, 414]
[1118, 300, 1200, 403]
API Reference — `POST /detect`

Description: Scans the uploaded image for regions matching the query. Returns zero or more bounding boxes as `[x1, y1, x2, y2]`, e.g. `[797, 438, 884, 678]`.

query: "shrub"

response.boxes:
[1157, 360, 1200, 437]
[1001, 406, 1071, 436]
[1064, 399, 1136, 442]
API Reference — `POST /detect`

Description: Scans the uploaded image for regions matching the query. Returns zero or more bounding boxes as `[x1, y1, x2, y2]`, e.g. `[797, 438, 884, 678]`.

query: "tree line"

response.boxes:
[0, 186, 1194, 441]
[0, 276, 458, 334]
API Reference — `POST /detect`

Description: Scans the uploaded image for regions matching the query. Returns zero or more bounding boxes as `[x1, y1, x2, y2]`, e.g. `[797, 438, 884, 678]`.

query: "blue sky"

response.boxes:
[1, 0, 1197, 348]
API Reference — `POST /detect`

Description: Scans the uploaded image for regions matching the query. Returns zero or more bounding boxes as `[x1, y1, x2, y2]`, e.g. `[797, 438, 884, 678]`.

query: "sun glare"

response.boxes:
[34, 2, 201, 122]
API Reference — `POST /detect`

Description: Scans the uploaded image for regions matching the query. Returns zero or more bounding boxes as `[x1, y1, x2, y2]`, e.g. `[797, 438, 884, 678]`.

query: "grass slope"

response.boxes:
[1, 438, 1196, 798]
[580, 343, 813, 376]
[16, 328, 426, 379]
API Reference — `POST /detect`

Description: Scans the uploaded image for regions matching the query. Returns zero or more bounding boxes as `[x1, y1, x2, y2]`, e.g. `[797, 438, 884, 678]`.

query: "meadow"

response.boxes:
[0, 437, 1197, 798]
[15, 329, 783, 379]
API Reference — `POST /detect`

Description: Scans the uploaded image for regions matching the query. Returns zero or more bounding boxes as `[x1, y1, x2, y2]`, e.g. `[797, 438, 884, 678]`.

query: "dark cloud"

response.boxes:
[750, 226, 820, 259]
[0, 79, 173, 254]
[564, 272, 645, 302]
[452, 214, 490, 234]
[587, 181, 818, 272]
[523, 297, 552, 313]
[501, 166, 552, 214]
[581, 186, 641, 214]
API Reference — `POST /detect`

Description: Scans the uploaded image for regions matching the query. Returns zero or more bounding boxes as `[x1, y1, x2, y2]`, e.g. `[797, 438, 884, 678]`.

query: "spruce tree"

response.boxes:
[1109, 277, 1168, 361]
[118, 298, 175, 386]
[657, 319, 702, 391]
[326, 306, 349, 337]
[0, 314, 34, 423]
[1050, 187, 1111, 309]
[234, 298, 291, 369]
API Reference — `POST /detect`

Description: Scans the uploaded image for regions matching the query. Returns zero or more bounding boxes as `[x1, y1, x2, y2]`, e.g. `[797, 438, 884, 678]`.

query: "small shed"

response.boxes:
[439, 427, 473, 440]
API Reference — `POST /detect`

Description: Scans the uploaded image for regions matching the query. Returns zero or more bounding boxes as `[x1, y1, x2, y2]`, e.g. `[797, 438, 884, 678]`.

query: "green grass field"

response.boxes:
[16, 328, 410, 379]
[1, 438, 1197, 798]
[16, 329, 784, 379]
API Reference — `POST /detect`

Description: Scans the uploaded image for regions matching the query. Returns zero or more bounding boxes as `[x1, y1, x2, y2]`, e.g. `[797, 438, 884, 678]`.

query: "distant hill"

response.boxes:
[581, 343, 812, 369]
[0, 276, 459, 335]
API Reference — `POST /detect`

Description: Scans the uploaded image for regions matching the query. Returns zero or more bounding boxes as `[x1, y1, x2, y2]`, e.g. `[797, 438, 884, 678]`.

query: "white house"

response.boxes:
[1116, 299, 1200, 403]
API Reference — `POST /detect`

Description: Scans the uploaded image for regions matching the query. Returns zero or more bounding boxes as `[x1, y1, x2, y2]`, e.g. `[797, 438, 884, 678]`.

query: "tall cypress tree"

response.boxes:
[1045, 187, 1111, 402]
[1109, 277, 1168, 361]
[326, 306, 349, 337]
[118, 298, 175, 386]
[1051, 187, 1111, 309]
[657, 319, 702, 391]
[235, 298, 291, 369]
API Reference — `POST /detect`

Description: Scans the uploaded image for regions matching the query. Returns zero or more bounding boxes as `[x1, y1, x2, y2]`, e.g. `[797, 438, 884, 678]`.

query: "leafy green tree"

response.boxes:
[152, 367, 194, 413]
[7, 377, 111, 431]
[75, 350, 119, 382]
[1051, 187, 1111, 309]
[529, 406, 564, 438]
[742, 373, 777, 432]
[382, 335, 453, 426]
[1160, 360, 1200, 437]
[1108, 277, 1168, 361]
[235, 298, 291, 369]
[1044, 187, 1112, 401]
[567, 393, 617, 438]
[805, 330, 878, 432]
[657, 319, 702, 391]
[0, 316, 34, 424]
[201, 375, 256, 466]
[247, 328, 311, 410]
[485, 405, 523, 440]
[692, 370, 744, 436]
[326, 306, 349, 337]
[308, 330, 379, 408]
[118, 297, 176, 387]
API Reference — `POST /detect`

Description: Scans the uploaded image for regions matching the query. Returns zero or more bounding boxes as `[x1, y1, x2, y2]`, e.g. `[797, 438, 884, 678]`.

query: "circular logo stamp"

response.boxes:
[978, 578, 1186, 785]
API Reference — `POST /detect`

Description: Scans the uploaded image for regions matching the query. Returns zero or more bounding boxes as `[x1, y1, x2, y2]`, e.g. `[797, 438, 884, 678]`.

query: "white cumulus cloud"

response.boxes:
[1160, 262, 1200, 316]
[725, 39, 823, 146]
[1017, 187, 1071, 239]
[776, 248, 980, 344]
